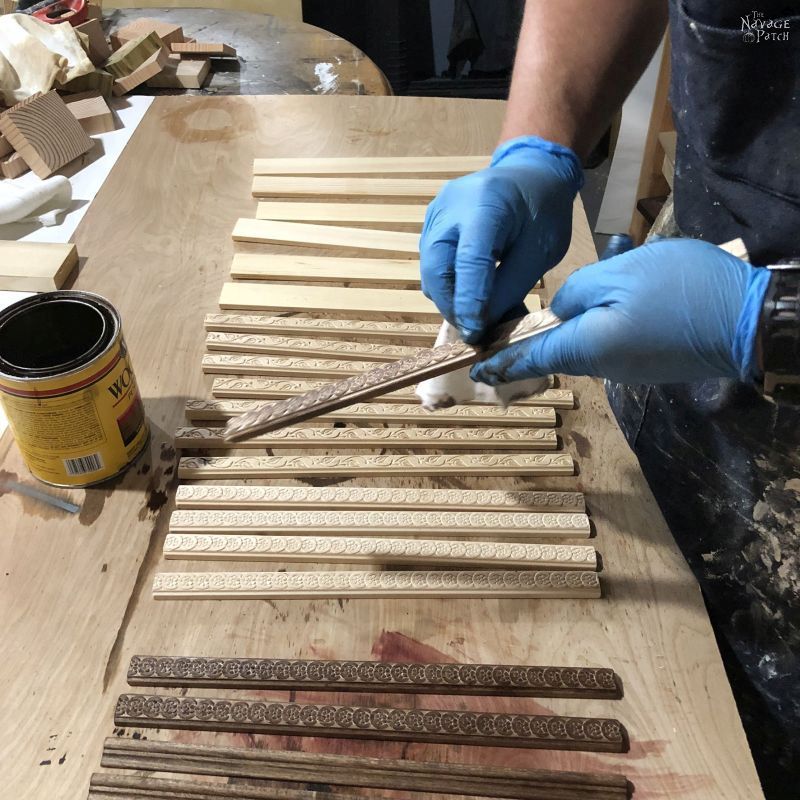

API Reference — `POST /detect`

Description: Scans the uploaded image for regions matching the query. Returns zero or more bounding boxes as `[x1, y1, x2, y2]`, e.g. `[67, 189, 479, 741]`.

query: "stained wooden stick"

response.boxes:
[99, 737, 632, 800]
[127, 655, 618, 698]
[252, 154, 489, 175]
[178, 453, 575, 480]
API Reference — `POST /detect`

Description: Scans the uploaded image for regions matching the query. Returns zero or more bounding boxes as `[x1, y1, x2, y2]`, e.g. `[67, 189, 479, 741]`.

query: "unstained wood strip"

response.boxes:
[116, 693, 620, 751]
[0, 242, 78, 292]
[210, 377, 573, 408]
[252, 175, 446, 199]
[230, 253, 422, 285]
[204, 313, 440, 342]
[175, 425, 559, 451]
[255, 201, 427, 224]
[99, 738, 631, 800]
[174, 484, 585, 513]
[206, 331, 421, 360]
[128, 655, 615, 697]
[225, 308, 560, 440]
[164, 534, 597, 568]
[178, 453, 574, 480]
[171, 42, 237, 57]
[185, 399, 557, 426]
[253, 154, 489, 175]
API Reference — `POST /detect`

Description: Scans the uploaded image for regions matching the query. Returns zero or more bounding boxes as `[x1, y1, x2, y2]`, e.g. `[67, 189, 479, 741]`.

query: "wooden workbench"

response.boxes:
[0, 96, 763, 799]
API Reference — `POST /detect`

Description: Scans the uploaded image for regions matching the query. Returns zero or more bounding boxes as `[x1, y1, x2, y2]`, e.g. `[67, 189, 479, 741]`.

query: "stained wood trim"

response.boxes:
[255, 201, 427, 224]
[168, 508, 590, 538]
[178, 453, 575, 479]
[174, 484, 586, 513]
[253, 155, 489, 175]
[175, 425, 559, 451]
[99, 737, 631, 800]
[185, 399, 557, 426]
[116, 693, 620, 750]
[211, 377, 574, 408]
[232, 218, 420, 255]
[252, 175, 446, 199]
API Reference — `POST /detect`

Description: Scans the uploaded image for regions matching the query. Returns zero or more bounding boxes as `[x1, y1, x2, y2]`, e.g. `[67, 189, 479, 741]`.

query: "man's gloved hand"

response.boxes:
[472, 238, 771, 386]
[420, 135, 584, 344]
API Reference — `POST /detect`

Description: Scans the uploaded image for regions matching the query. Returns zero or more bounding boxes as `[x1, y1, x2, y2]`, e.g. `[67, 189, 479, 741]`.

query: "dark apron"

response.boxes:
[608, 3, 800, 796]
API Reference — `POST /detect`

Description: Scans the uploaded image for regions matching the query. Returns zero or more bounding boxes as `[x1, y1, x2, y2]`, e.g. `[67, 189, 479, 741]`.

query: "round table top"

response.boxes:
[104, 8, 392, 97]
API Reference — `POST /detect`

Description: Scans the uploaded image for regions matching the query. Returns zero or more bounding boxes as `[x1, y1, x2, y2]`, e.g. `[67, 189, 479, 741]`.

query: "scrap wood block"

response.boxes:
[0, 134, 11, 158]
[105, 31, 165, 79]
[60, 68, 114, 101]
[0, 151, 28, 179]
[63, 91, 114, 135]
[171, 42, 236, 58]
[146, 54, 210, 90]
[0, 91, 93, 179]
[74, 18, 112, 65]
[0, 242, 78, 291]
[113, 49, 169, 96]
[111, 17, 185, 50]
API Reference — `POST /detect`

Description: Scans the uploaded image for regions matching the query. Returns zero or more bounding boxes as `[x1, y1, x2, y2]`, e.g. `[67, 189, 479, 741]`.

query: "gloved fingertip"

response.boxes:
[458, 325, 483, 344]
[470, 364, 497, 384]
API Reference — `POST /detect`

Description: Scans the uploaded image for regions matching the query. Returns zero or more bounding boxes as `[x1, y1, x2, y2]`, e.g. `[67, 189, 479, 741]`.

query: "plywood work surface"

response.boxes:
[0, 96, 762, 800]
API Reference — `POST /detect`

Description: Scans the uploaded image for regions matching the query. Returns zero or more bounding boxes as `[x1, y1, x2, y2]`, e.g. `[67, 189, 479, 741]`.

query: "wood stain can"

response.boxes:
[0, 290, 149, 487]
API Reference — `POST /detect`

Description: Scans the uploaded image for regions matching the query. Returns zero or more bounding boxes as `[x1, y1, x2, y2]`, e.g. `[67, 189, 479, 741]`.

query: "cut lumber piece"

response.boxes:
[184, 399, 557, 427]
[232, 218, 420, 255]
[150, 571, 603, 602]
[229, 253, 421, 285]
[211, 376, 574, 408]
[0, 91, 93, 179]
[128, 655, 615, 696]
[204, 313, 439, 342]
[99, 738, 632, 800]
[174, 484, 586, 513]
[63, 91, 115, 135]
[0, 151, 29, 179]
[252, 175, 446, 199]
[203, 353, 388, 377]
[105, 31, 165, 79]
[255, 201, 427, 225]
[253, 154, 489, 176]
[112, 48, 170, 96]
[146, 55, 210, 89]
[0, 134, 12, 158]
[178, 453, 575, 480]
[110, 17, 185, 49]
[206, 331, 421, 361]
[0, 242, 77, 291]
[225, 308, 559, 440]
[74, 18, 112, 65]
[174, 425, 559, 451]
[171, 42, 236, 58]
[60, 68, 114, 100]
[168, 507, 589, 538]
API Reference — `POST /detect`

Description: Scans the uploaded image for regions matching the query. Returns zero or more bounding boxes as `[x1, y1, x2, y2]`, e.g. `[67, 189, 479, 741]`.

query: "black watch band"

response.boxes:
[758, 261, 800, 403]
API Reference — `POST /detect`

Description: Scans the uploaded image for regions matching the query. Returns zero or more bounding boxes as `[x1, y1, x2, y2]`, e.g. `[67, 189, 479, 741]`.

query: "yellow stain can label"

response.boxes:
[0, 291, 149, 487]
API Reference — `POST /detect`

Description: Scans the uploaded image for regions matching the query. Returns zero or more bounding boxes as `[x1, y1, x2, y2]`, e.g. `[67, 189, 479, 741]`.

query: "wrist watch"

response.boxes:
[758, 261, 800, 403]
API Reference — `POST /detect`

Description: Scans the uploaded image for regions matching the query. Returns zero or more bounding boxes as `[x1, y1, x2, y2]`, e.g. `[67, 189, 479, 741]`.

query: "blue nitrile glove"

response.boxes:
[471, 238, 771, 386]
[420, 135, 584, 343]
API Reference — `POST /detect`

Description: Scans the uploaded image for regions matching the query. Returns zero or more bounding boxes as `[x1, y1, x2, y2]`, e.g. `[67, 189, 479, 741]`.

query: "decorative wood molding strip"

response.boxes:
[100, 737, 632, 800]
[127, 655, 617, 698]
[232, 218, 421, 255]
[255, 201, 427, 225]
[204, 313, 440, 342]
[203, 353, 376, 377]
[225, 309, 562, 440]
[168, 508, 590, 538]
[211, 377, 574, 408]
[230, 253, 422, 285]
[185, 399, 557, 427]
[115, 693, 622, 751]
[251, 175, 446, 199]
[163, 534, 597, 568]
[174, 484, 586, 513]
[206, 332, 421, 361]
[253, 155, 490, 175]
[178, 453, 575, 479]
[175, 426, 559, 452]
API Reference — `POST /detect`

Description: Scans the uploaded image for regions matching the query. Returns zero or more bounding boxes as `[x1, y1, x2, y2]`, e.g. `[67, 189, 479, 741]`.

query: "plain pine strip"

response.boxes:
[251, 175, 446, 199]
[255, 201, 427, 224]
[252, 154, 489, 175]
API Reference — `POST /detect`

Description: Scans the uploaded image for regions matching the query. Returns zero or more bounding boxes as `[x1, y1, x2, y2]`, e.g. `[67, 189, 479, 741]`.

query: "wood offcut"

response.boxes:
[251, 175, 446, 200]
[252, 154, 489, 175]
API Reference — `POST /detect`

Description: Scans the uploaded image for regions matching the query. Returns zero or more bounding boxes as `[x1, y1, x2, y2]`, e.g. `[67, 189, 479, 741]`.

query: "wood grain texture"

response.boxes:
[229, 253, 422, 284]
[175, 425, 559, 451]
[168, 508, 590, 538]
[110, 17, 185, 49]
[252, 175, 446, 199]
[218, 282, 443, 318]
[171, 42, 237, 57]
[255, 201, 427, 224]
[63, 91, 115, 135]
[184, 399, 557, 426]
[163, 534, 597, 569]
[99, 738, 631, 800]
[105, 31, 165, 78]
[147, 55, 210, 89]
[75, 19, 112, 65]
[253, 154, 489, 175]
[112, 48, 170, 96]
[178, 453, 576, 479]
[127, 655, 615, 697]
[0, 242, 78, 291]
[0, 91, 93, 178]
[206, 331, 421, 360]
[174, 484, 586, 513]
